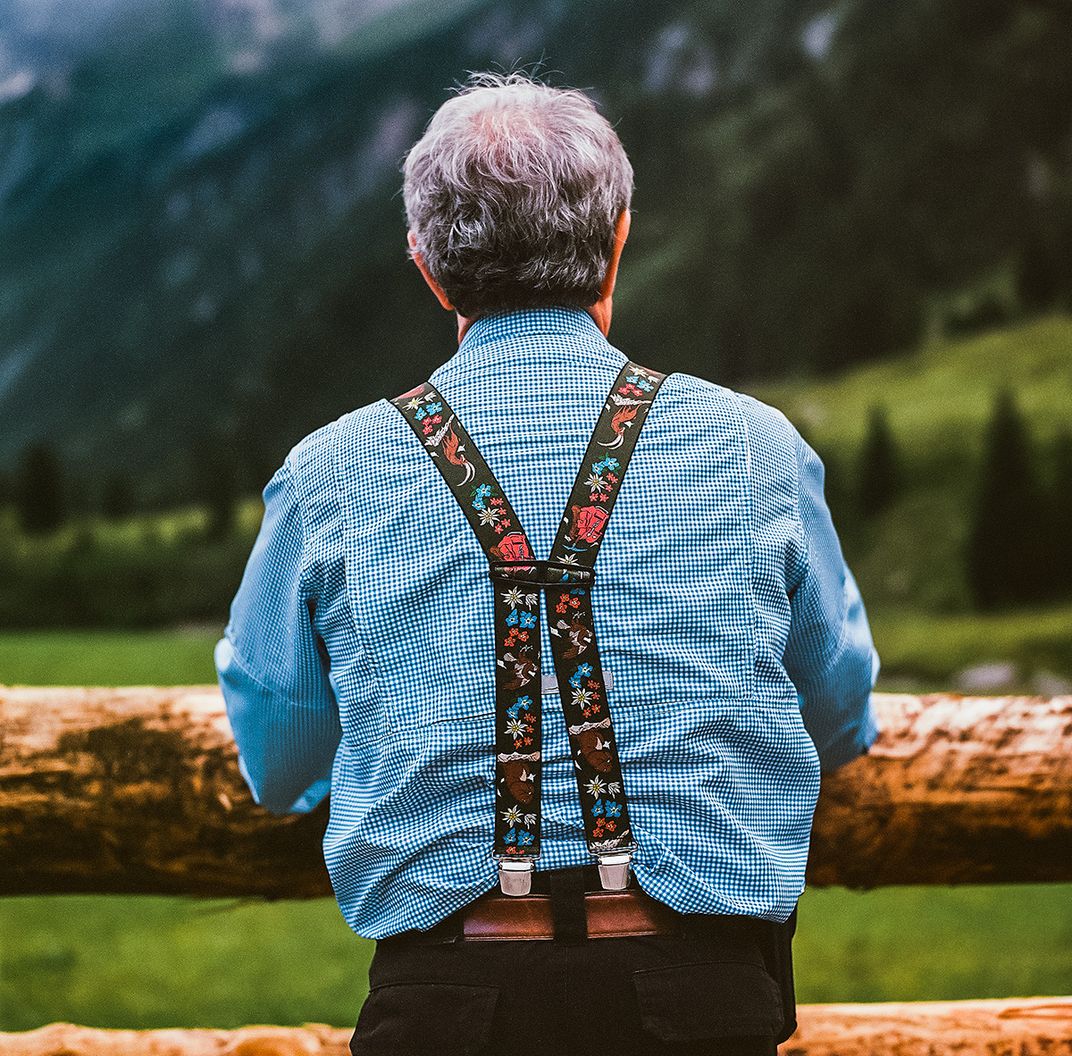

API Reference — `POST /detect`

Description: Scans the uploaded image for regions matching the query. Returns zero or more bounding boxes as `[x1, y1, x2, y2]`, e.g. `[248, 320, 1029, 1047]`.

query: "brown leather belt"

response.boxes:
[401, 885, 686, 943]
[464, 888, 683, 940]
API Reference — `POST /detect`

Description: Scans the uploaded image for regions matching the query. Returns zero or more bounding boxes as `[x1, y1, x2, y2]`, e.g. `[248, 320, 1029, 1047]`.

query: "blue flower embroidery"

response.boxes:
[604, 800, 622, 818]
[472, 483, 492, 510]
[591, 798, 604, 817]
[507, 696, 532, 719]
[591, 455, 621, 474]
[519, 611, 537, 629]
[505, 609, 520, 627]
[578, 663, 593, 677]
[517, 829, 534, 847]
[503, 828, 516, 844]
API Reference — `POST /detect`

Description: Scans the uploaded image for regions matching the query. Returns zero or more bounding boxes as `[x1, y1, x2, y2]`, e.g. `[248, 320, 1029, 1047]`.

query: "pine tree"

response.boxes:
[857, 405, 899, 518]
[1045, 428, 1072, 600]
[15, 441, 66, 536]
[191, 433, 238, 541]
[206, 457, 237, 541]
[966, 390, 1046, 609]
[101, 471, 134, 520]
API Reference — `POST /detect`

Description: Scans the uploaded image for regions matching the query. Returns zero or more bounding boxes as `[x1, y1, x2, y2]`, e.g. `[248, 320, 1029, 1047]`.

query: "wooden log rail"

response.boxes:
[1, 689, 1070, 895]
[2, 999, 1071, 1055]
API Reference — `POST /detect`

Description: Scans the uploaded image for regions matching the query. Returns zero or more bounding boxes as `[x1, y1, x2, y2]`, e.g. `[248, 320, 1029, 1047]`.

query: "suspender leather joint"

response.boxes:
[488, 559, 596, 589]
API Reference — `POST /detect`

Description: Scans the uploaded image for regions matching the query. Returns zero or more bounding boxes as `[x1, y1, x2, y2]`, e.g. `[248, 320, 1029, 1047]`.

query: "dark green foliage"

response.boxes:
[189, 433, 239, 541]
[0, 528, 256, 629]
[3, 0, 1072, 496]
[857, 406, 899, 518]
[818, 445, 854, 538]
[15, 442, 66, 536]
[966, 390, 1047, 609]
[1043, 429, 1072, 599]
[101, 472, 134, 520]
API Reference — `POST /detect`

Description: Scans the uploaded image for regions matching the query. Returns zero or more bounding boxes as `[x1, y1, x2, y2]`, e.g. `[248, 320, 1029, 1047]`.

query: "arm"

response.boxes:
[784, 432, 880, 772]
[214, 455, 342, 814]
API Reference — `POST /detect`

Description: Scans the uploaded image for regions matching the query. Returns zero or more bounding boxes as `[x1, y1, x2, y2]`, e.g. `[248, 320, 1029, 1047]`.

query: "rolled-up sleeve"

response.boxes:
[214, 456, 342, 814]
[784, 432, 880, 772]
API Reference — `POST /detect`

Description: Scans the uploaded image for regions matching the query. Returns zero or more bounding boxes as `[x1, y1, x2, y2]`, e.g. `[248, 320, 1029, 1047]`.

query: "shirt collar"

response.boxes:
[429, 306, 627, 382]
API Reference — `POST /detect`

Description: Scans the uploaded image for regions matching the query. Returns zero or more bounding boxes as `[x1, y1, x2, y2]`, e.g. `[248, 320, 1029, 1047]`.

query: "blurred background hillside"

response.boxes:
[2, 0, 1071, 1031]
[2, 0, 1071, 686]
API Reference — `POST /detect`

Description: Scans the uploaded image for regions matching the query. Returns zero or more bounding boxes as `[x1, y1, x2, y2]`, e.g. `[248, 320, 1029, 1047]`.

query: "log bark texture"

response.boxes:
[1, 688, 1070, 896]
[1, 999, 1070, 1056]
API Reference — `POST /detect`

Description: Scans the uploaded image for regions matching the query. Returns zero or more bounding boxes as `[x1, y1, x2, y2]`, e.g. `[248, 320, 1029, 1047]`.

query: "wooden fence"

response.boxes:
[2, 688, 1071, 1053]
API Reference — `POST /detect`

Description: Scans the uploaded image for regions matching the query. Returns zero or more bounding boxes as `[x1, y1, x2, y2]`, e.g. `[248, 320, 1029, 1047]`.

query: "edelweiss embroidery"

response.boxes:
[391, 361, 667, 884]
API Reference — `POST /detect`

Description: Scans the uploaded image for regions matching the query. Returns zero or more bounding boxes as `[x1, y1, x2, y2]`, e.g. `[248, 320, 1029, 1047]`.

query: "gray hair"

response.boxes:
[401, 71, 634, 318]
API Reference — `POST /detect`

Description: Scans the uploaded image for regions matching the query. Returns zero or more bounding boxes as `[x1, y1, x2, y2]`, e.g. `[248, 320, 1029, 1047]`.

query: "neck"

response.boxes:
[456, 299, 612, 345]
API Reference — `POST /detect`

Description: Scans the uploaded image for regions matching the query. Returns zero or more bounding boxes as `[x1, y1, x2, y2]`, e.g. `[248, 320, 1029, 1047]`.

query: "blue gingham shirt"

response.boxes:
[215, 306, 880, 940]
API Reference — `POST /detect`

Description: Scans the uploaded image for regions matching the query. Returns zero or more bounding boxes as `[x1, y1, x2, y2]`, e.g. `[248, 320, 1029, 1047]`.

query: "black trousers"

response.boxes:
[349, 867, 797, 1056]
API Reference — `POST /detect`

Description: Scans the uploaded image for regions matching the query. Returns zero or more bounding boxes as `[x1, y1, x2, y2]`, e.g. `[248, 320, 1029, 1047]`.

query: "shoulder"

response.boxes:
[284, 398, 401, 480]
[660, 370, 803, 468]
[277, 399, 398, 537]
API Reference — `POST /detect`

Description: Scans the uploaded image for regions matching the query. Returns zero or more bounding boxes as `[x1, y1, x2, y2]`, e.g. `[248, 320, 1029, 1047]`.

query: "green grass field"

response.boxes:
[750, 313, 1072, 452]
[2, 630, 1070, 1029]
[3, 885, 1069, 1031]
[3, 603, 1070, 691]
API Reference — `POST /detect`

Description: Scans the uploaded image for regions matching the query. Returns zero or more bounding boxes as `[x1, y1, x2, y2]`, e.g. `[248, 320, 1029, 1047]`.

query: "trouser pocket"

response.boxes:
[632, 956, 783, 1049]
[350, 981, 500, 1056]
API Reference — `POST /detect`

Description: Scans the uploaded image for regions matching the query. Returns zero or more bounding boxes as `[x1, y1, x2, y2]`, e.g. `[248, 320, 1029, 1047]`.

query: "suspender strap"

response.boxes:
[390, 383, 546, 885]
[390, 360, 668, 895]
[544, 362, 667, 883]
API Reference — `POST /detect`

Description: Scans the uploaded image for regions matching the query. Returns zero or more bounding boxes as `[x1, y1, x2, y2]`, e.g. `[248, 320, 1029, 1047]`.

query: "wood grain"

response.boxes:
[2, 688, 1070, 896]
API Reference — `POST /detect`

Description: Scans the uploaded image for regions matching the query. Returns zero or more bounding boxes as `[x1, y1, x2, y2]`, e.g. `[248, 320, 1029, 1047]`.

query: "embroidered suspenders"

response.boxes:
[391, 361, 668, 895]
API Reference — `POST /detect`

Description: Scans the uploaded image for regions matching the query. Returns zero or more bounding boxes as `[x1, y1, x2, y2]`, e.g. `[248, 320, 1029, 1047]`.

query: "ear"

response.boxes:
[598, 209, 631, 301]
[408, 231, 454, 311]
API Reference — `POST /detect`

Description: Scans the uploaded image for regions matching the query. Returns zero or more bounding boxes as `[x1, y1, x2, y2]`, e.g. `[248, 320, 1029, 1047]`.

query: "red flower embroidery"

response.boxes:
[391, 365, 667, 868]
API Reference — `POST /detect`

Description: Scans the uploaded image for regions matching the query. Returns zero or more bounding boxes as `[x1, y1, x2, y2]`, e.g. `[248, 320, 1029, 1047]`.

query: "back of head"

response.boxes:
[402, 71, 634, 318]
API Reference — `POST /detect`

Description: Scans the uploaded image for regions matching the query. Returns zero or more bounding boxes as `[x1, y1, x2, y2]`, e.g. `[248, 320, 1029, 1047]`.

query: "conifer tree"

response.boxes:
[101, 472, 134, 520]
[15, 441, 66, 536]
[857, 405, 899, 518]
[966, 389, 1045, 609]
[1045, 428, 1072, 600]
[206, 459, 238, 541]
[191, 433, 238, 541]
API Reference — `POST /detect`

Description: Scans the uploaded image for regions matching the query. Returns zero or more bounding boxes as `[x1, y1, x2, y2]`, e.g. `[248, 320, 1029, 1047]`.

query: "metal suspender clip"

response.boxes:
[496, 856, 536, 896]
[595, 848, 636, 891]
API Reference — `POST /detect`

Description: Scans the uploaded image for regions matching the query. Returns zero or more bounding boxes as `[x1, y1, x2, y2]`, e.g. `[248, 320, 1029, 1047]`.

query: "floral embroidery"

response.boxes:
[391, 362, 666, 873]
[584, 455, 621, 501]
